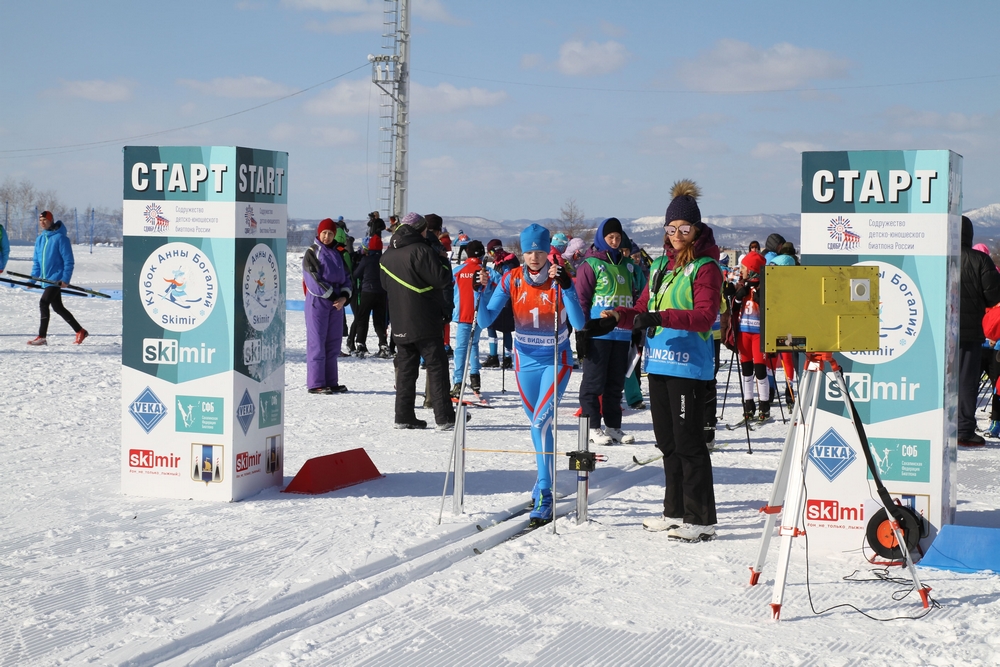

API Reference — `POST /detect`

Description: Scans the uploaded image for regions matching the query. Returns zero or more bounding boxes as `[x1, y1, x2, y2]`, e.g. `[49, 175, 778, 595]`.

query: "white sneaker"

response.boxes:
[589, 427, 612, 446]
[642, 515, 681, 532]
[605, 427, 635, 445]
[668, 523, 716, 542]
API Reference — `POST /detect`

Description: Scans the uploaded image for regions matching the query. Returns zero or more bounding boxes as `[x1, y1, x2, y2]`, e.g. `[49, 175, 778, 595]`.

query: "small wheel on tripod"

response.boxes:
[866, 505, 921, 560]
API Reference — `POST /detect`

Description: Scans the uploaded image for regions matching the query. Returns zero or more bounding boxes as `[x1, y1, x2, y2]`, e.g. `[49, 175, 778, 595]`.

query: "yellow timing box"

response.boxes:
[760, 265, 880, 353]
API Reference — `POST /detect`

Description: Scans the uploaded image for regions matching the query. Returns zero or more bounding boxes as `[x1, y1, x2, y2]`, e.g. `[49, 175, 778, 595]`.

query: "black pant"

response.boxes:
[39, 286, 82, 337]
[648, 373, 717, 526]
[346, 289, 362, 346]
[394, 335, 455, 426]
[579, 338, 629, 429]
[984, 346, 1000, 421]
[958, 341, 982, 438]
[354, 292, 388, 349]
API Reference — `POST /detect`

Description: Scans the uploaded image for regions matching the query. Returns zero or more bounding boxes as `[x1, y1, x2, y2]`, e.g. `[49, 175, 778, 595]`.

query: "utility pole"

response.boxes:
[368, 0, 409, 219]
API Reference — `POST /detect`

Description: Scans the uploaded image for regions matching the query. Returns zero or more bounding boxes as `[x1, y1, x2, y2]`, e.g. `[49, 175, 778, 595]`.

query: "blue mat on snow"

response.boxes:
[918, 524, 1000, 573]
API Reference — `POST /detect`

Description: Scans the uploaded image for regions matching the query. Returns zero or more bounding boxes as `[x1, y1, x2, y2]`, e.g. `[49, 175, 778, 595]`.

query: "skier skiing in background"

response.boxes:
[27, 211, 88, 346]
[303, 218, 352, 393]
[604, 179, 722, 542]
[729, 250, 770, 422]
[451, 240, 486, 398]
[0, 219, 9, 273]
[479, 224, 586, 526]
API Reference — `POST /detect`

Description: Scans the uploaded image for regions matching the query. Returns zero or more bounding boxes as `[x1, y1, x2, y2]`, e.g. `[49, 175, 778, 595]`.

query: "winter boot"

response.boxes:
[758, 401, 771, 422]
[470, 373, 481, 393]
[482, 354, 500, 368]
[704, 425, 716, 451]
[589, 428, 612, 447]
[450, 383, 462, 399]
[642, 515, 682, 532]
[988, 420, 1000, 439]
[742, 399, 756, 421]
[605, 427, 635, 445]
[668, 523, 716, 542]
[355, 345, 368, 359]
[501, 355, 513, 369]
[529, 489, 554, 527]
[377, 344, 392, 359]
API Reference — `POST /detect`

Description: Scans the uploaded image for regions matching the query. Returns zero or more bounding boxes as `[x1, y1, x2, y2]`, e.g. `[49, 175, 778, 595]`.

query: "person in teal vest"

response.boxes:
[575, 217, 641, 446]
[603, 180, 722, 543]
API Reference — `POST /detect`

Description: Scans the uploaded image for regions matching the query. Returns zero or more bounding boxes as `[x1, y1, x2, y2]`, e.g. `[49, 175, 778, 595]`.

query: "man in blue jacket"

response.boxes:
[28, 211, 88, 346]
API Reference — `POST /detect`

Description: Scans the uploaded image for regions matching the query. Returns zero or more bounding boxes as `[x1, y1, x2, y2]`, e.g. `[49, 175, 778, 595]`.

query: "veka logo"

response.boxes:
[237, 389, 255, 435]
[806, 499, 864, 522]
[129, 449, 181, 469]
[825, 372, 921, 403]
[143, 338, 218, 365]
[808, 427, 857, 482]
[235, 450, 262, 472]
[129, 387, 167, 433]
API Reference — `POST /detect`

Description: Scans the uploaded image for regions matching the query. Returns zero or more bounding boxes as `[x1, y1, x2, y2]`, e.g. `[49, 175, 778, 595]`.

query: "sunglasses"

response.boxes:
[664, 224, 693, 236]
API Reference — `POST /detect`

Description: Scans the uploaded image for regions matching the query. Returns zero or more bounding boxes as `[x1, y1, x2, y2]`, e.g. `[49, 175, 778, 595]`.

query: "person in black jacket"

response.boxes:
[380, 213, 457, 430]
[958, 216, 1000, 446]
[352, 235, 390, 358]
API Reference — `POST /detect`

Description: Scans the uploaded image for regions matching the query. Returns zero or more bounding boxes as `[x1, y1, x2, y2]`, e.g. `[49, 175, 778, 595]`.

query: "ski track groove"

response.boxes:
[101, 465, 660, 666]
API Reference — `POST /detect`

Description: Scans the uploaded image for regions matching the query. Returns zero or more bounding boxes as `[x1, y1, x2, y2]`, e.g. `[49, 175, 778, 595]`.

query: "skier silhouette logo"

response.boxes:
[242, 243, 279, 332]
[161, 267, 203, 309]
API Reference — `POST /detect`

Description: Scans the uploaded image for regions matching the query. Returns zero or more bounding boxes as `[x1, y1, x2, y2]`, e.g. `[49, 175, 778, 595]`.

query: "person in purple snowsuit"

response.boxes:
[303, 218, 353, 394]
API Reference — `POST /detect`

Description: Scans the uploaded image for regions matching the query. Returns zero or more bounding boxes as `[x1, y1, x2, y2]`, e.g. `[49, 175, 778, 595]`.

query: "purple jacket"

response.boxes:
[303, 239, 352, 302]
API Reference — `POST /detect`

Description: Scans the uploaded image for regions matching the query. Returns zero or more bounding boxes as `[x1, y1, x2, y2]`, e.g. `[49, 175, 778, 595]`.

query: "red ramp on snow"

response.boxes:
[282, 448, 382, 495]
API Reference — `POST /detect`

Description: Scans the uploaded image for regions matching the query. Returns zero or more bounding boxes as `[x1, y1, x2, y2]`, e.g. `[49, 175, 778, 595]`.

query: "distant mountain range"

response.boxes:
[290, 203, 1000, 252]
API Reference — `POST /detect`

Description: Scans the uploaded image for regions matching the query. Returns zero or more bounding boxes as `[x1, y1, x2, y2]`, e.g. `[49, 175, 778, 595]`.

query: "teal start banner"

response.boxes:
[798, 150, 960, 555]
[121, 146, 287, 501]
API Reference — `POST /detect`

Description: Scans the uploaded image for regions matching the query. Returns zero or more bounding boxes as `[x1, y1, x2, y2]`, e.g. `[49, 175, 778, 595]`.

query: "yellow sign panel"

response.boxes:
[760, 265, 880, 353]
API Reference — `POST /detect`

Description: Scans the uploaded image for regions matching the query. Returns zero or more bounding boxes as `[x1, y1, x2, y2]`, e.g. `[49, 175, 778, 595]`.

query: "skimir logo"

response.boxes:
[143, 338, 217, 365]
[242, 243, 279, 331]
[244, 204, 258, 235]
[824, 372, 921, 403]
[843, 261, 923, 365]
[237, 389, 255, 435]
[828, 216, 861, 251]
[143, 203, 169, 233]
[809, 427, 857, 482]
[140, 242, 218, 332]
[129, 386, 167, 434]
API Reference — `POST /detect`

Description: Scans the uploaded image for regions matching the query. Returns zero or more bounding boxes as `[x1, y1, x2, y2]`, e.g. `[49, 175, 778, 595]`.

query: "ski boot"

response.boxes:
[529, 489, 553, 527]
[482, 354, 500, 368]
[704, 425, 716, 451]
[501, 355, 513, 369]
[469, 373, 481, 394]
[758, 401, 771, 422]
[449, 383, 462, 399]
[742, 399, 756, 422]
[785, 385, 795, 409]
[376, 344, 392, 359]
[987, 420, 1000, 439]
[355, 345, 368, 359]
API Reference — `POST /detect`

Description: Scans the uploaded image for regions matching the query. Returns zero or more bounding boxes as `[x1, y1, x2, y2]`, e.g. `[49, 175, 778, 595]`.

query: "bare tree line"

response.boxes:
[0, 177, 123, 244]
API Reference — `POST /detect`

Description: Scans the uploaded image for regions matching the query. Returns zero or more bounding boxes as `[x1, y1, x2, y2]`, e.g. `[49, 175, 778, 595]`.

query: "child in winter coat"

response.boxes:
[303, 219, 353, 394]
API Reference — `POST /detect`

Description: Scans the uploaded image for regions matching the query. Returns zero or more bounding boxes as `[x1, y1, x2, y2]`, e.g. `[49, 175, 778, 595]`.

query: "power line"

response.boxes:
[0, 63, 370, 159]
[413, 68, 1000, 95]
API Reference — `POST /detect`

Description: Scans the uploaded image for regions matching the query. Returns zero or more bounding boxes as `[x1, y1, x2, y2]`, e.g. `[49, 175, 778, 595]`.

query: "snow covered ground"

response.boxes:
[3, 247, 1000, 666]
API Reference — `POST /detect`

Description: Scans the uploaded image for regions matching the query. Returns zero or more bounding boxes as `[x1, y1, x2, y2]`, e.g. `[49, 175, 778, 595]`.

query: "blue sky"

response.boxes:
[2, 1, 998, 220]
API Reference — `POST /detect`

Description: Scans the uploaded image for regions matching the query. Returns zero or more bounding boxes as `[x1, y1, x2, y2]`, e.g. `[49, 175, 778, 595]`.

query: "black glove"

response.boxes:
[632, 311, 661, 331]
[575, 331, 590, 360]
[552, 264, 572, 289]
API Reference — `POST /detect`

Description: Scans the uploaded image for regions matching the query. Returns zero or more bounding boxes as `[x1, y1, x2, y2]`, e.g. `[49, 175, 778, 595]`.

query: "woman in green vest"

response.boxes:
[603, 180, 723, 542]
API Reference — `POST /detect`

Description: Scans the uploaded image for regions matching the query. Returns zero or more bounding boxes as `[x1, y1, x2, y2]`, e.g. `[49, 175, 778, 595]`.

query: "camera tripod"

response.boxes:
[748, 352, 931, 620]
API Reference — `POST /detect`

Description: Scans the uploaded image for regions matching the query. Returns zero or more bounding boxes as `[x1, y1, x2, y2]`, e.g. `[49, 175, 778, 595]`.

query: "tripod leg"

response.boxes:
[749, 368, 814, 585]
[720, 348, 736, 420]
[769, 359, 824, 620]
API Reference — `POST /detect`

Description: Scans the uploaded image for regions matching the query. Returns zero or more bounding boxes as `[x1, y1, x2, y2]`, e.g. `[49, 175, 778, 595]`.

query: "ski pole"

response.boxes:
[552, 281, 559, 535]
[735, 360, 753, 455]
[719, 347, 736, 420]
[6, 271, 111, 298]
[0, 276, 90, 297]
